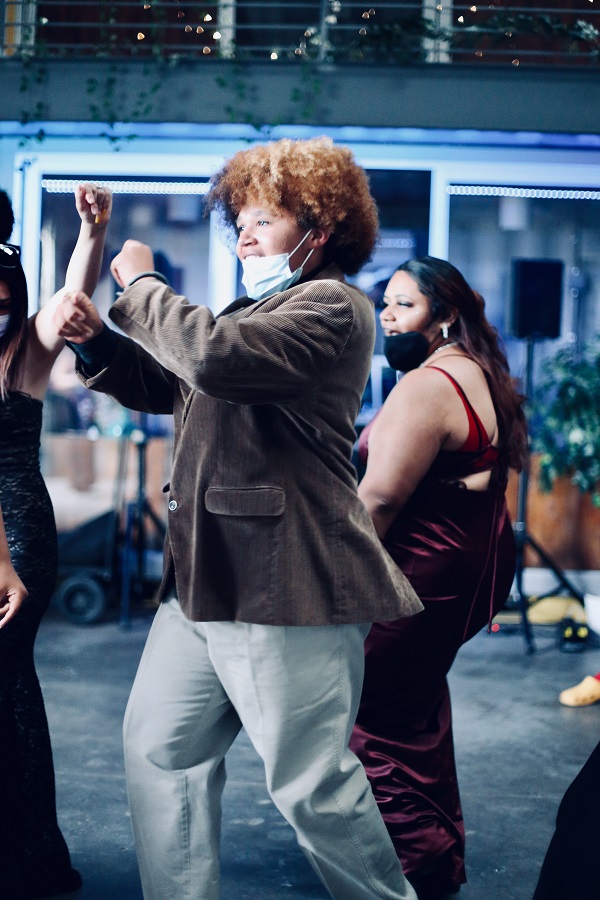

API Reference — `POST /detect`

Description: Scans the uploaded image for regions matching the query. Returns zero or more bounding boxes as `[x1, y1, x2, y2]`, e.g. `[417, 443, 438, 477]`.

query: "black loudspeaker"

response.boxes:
[510, 258, 564, 339]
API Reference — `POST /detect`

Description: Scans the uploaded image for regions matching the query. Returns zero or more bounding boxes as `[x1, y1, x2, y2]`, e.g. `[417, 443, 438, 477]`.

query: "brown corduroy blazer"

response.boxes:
[78, 263, 422, 626]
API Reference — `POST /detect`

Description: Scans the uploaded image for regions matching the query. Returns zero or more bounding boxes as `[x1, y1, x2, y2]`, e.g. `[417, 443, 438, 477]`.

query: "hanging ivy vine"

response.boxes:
[5, 2, 600, 148]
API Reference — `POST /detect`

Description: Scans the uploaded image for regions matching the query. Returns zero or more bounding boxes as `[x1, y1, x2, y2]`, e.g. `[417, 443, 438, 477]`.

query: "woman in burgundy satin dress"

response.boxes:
[350, 257, 527, 900]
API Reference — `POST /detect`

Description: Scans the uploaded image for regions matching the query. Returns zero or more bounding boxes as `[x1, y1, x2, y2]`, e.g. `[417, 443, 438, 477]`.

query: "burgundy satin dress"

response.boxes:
[350, 368, 516, 898]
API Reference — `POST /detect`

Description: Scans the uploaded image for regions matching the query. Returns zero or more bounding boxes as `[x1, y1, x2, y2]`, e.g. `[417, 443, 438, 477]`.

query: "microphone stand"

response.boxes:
[119, 412, 167, 629]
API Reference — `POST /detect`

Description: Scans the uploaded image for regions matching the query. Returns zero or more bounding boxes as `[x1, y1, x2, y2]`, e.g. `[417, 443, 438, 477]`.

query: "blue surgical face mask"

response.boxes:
[241, 231, 314, 301]
[0, 313, 10, 339]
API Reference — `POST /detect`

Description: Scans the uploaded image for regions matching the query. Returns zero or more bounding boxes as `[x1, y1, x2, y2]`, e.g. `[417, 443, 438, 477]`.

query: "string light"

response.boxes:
[475, 49, 483, 56]
[458, 15, 464, 22]
[359, 27, 367, 34]
[270, 51, 278, 59]
[41, 179, 211, 195]
[184, 24, 192, 32]
[196, 26, 204, 34]
[137, 32, 145, 40]
[203, 46, 211, 54]
[204, 14, 212, 22]
[512, 58, 520, 65]
[446, 186, 600, 201]
[213, 31, 221, 39]
[379, 237, 416, 249]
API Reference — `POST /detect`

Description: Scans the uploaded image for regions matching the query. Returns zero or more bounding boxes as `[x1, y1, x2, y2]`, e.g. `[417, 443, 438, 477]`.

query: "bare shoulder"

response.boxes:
[373, 366, 457, 446]
[386, 365, 460, 408]
[430, 353, 487, 387]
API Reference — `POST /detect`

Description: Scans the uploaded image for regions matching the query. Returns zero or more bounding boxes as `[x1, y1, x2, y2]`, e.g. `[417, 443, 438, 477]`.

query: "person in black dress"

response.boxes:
[0, 184, 111, 899]
[0, 191, 28, 626]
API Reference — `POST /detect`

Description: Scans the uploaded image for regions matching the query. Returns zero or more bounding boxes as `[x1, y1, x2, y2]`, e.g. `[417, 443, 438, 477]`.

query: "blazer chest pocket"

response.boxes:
[205, 486, 285, 517]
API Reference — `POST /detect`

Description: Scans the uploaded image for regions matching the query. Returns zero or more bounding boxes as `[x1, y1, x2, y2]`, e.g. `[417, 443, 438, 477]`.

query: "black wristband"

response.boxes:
[127, 271, 170, 288]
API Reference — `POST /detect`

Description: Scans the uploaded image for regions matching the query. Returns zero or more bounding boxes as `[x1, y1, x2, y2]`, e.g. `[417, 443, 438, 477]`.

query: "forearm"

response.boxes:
[109, 280, 355, 405]
[33, 219, 108, 355]
[64, 222, 108, 297]
[73, 330, 176, 415]
[358, 488, 399, 540]
[0, 504, 27, 627]
[0, 505, 11, 566]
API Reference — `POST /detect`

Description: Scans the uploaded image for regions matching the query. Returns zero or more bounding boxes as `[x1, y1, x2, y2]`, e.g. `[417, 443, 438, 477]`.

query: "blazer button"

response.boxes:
[168, 499, 178, 511]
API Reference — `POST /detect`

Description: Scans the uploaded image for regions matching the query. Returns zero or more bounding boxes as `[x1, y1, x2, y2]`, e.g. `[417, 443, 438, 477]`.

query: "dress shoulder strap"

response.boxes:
[426, 365, 488, 449]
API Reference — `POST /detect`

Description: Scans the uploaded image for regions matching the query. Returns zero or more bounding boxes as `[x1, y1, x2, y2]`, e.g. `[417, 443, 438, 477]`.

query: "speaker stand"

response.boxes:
[511, 337, 585, 654]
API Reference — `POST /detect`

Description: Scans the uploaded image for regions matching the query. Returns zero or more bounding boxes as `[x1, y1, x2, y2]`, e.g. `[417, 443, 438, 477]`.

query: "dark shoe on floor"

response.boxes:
[414, 885, 460, 900]
[410, 870, 461, 900]
[558, 616, 588, 652]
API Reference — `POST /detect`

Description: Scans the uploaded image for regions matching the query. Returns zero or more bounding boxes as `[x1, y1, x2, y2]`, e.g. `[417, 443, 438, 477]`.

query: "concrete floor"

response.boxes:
[36, 606, 600, 900]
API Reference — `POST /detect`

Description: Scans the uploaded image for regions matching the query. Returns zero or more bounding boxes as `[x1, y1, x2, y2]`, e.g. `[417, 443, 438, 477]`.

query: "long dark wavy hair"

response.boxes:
[0, 248, 29, 400]
[0, 190, 15, 243]
[397, 255, 528, 474]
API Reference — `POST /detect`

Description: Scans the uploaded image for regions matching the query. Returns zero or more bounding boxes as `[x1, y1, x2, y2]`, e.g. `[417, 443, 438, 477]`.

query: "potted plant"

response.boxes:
[529, 339, 600, 502]
[527, 338, 600, 570]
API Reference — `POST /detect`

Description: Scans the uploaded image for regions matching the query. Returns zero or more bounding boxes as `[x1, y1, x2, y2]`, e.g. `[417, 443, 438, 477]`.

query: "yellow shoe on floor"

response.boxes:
[528, 596, 575, 625]
[527, 596, 587, 625]
[559, 675, 600, 707]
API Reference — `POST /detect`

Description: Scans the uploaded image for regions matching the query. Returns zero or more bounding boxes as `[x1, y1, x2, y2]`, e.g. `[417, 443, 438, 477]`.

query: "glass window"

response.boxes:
[356, 168, 431, 424]
[39, 176, 211, 531]
[447, 185, 600, 376]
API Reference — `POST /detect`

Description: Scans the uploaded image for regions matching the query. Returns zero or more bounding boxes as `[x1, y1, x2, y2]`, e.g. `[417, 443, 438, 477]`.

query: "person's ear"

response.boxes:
[309, 227, 330, 249]
[445, 307, 459, 329]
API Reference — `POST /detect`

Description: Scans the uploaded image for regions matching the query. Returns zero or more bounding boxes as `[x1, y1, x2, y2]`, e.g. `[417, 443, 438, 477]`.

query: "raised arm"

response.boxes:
[66, 182, 112, 295]
[33, 183, 112, 354]
[24, 184, 112, 397]
[0, 503, 28, 629]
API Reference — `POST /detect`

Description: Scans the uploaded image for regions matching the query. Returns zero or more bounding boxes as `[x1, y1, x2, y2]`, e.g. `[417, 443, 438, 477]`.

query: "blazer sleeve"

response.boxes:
[108, 278, 357, 406]
[76, 331, 177, 415]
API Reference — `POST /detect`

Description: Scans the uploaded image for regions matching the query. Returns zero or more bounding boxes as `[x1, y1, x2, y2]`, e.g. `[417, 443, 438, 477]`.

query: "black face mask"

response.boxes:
[383, 332, 430, 372]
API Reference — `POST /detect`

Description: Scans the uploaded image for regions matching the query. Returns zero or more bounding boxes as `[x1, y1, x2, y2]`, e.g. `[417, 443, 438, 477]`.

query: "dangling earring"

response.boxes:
[441, 323, 449, 340]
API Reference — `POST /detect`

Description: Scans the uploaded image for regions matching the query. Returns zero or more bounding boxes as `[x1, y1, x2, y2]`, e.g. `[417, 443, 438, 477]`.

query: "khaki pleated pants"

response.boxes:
[123, 597, 417, 900]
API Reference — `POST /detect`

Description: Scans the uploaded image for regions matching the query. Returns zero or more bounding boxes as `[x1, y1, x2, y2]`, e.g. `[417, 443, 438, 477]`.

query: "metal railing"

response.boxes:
[1, 0, 599, 66]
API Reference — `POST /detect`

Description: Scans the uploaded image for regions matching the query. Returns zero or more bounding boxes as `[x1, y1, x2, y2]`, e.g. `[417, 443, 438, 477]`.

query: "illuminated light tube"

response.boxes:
[41, 179, 210, 195]
[446, 185, 600, 200]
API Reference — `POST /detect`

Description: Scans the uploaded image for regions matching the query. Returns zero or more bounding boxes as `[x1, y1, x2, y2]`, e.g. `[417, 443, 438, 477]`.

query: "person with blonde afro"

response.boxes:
[53, 137, 422, 899]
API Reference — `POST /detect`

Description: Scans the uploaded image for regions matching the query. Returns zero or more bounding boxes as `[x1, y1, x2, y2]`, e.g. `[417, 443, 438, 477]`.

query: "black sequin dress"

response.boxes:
[0, 391, 80, 899]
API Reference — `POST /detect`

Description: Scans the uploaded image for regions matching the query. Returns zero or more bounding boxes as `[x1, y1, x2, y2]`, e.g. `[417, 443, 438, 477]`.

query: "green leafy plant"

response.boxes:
[529, 339, 600, 505]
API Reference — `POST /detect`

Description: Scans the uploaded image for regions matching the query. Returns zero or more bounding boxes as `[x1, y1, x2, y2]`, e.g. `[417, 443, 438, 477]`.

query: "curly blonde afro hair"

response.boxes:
[207, 136, 379, 275]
